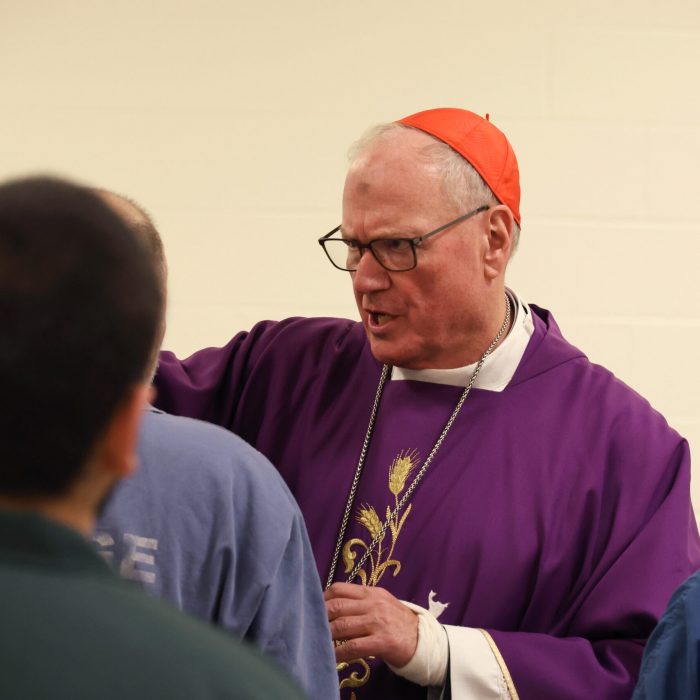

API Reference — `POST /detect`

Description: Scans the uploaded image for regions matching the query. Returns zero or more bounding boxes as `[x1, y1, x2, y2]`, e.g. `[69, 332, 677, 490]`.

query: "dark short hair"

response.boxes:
[94, 189, 167, 297]
[0, 176, 164, 496]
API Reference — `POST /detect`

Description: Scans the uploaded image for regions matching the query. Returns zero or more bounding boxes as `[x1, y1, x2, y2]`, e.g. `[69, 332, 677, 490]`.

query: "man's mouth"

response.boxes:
[368, 311, 394, 327]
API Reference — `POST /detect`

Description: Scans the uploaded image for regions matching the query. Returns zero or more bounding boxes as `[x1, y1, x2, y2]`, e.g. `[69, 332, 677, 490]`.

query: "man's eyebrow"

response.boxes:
[340, 227, 418, 240]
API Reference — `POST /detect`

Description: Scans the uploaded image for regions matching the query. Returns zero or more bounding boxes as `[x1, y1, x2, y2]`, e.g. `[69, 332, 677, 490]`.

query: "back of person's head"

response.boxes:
[0, 176, 164, 496]
[93, 189, 167, 299]
[93, 190, 168, 374]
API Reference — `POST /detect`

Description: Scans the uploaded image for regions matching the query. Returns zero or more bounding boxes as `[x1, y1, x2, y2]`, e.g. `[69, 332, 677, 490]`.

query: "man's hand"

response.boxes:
[324, 583, 419, 667]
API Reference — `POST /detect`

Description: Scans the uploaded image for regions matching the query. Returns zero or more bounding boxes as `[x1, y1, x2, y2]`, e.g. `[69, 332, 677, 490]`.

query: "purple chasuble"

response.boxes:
[155, 306, 700, 700]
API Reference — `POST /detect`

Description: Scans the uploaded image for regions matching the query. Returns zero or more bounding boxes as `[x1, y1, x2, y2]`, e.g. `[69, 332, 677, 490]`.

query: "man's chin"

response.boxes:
[366, 336, 410, 368]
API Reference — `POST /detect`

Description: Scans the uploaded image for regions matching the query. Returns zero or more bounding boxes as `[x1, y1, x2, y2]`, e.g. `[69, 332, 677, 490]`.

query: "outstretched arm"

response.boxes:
[154, 320, 279, 428]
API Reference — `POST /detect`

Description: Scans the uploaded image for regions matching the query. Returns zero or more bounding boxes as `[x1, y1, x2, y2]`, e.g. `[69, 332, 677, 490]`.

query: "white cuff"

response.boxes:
[387, 601, 449, 687]
[443, 626, 517, 699]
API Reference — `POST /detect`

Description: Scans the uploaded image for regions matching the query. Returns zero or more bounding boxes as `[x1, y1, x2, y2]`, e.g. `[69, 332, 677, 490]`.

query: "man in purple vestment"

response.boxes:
[154, 107, 700, 699]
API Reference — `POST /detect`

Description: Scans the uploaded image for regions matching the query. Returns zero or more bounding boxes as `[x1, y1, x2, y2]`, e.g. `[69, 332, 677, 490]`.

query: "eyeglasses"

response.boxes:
[318, 205, 489, 272]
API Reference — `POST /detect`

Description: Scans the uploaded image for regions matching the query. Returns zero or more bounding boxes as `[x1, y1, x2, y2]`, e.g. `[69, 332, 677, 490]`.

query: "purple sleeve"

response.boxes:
[153, 320, 280, 430]
[488, 439, 700, 699]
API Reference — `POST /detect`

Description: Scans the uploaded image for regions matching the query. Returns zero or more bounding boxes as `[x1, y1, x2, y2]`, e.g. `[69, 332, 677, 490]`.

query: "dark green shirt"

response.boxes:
[0, 510, 307, 700]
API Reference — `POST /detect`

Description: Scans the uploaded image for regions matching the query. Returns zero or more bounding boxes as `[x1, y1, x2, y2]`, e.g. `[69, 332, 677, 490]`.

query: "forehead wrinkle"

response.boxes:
[343, 133, 455, 243]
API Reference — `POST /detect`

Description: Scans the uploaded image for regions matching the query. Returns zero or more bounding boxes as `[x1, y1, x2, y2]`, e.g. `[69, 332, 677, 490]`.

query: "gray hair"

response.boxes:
[348, 122, 521, 253]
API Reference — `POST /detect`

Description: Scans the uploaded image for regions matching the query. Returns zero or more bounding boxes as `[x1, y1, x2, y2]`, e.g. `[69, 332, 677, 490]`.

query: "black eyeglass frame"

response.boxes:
[317, 204, 490, 272]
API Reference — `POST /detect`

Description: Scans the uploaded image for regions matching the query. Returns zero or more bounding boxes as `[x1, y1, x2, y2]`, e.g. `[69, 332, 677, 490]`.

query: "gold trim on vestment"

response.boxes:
[479, 629, 520, 700]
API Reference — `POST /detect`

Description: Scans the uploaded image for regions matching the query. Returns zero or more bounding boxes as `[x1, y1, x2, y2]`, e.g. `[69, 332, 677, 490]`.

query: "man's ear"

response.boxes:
[99, 384, 150, 480]
[483, 205, 514, 279]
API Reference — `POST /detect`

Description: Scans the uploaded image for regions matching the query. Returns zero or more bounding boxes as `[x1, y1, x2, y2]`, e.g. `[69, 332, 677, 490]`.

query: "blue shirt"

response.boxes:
[96, 407, 338, 700]
[633, 569, 700, 698]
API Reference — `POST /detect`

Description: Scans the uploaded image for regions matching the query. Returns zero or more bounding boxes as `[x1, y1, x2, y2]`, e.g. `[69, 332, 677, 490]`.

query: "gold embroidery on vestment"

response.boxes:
[337, 449, 420, 696]
[338, 657, 371, 700]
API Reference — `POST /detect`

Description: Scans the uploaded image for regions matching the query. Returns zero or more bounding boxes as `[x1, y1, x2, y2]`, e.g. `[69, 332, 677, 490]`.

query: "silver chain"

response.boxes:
[324, 363, 390, 589]
[324, 293, 512, 588]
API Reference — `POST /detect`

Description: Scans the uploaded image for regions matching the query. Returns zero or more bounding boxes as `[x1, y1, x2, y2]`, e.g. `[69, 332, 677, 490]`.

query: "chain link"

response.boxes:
[324, 364, 390, 589]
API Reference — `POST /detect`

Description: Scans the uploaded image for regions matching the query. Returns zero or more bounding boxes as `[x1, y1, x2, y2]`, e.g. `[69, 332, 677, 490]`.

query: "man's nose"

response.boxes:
[352, 247, 391, 293]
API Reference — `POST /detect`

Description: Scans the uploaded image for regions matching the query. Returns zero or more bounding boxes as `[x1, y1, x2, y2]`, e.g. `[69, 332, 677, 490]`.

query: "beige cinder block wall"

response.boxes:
[3, 0, 700, 512]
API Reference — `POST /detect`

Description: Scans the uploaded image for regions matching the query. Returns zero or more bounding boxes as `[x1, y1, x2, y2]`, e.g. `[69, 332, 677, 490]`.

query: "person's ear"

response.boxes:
[483, 205, 514, 279]
[98, 383, 150, 480]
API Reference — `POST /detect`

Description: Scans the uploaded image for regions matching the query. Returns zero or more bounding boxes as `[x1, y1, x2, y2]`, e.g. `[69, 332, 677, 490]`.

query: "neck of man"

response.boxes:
[0, 496, 95, 536]
[448, 288, 513, 369]
[0, 466, 115, 537]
